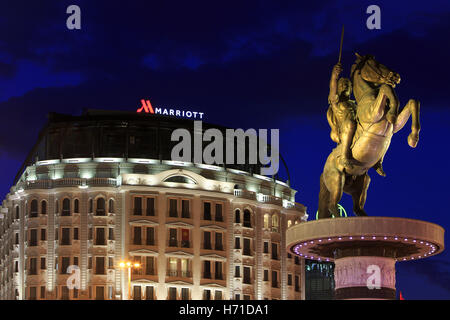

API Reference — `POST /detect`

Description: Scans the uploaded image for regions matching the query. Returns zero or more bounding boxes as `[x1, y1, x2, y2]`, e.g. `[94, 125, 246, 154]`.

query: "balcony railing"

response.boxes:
[24, 178, 117, 190]
[167, 240, 191, 248]
[166, 270, 192, 277]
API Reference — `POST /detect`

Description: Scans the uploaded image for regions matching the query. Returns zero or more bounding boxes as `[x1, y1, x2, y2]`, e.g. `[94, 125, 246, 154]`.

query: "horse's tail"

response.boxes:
[318, 173, 331, 219]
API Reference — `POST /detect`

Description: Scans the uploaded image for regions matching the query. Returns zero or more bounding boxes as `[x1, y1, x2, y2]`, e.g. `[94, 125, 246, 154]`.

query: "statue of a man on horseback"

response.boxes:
[318, 52, 421, 219]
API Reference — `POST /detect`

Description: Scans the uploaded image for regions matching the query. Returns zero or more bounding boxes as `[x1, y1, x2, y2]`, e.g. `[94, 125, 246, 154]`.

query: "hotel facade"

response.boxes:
[0, 109, 306, 300]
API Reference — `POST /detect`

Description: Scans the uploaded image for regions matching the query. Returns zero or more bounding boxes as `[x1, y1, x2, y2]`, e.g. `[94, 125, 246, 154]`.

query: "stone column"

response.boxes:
[334, 256, 396, 300]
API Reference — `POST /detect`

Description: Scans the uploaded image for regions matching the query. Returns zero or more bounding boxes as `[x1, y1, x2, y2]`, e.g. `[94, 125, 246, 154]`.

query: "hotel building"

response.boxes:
[0, 109, 306, 300]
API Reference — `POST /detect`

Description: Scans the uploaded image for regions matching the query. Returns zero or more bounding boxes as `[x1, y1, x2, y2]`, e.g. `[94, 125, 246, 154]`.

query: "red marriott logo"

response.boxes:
[137, 99, 155, 113]
[136, 99, 205, 119]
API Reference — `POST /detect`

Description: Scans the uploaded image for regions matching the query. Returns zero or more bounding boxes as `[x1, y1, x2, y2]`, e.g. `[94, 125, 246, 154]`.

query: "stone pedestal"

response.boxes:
[287, 217, 445, 300]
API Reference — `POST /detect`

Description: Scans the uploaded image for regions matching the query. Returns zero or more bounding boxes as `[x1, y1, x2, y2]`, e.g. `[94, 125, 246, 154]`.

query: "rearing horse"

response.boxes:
[318, 53, 421, 219]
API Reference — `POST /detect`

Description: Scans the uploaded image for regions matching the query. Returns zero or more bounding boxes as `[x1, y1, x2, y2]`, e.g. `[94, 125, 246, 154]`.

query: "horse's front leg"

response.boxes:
[393, 99, 421, 148]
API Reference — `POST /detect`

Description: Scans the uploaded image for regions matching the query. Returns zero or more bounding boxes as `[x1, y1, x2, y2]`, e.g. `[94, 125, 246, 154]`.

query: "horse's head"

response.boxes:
[351, 53, 401, 88]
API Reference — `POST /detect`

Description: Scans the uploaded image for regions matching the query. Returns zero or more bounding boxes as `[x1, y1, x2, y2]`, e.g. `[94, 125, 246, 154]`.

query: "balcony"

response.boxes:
[233, 189, 256, 201]
[166, 270, 192, 278]
[167, 240, 191, 248]
[23, 178, 117, 190]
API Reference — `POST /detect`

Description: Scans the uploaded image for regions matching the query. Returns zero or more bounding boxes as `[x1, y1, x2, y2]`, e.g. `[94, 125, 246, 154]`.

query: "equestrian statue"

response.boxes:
[318, 50, 421, 219]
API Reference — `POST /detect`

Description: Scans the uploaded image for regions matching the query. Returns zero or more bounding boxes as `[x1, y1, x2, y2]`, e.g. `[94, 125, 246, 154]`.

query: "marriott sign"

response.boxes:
[137, 99, 205, 119]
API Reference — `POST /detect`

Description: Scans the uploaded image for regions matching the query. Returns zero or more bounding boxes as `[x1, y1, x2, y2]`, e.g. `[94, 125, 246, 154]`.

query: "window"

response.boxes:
[96, 228, 106, 245]
[181, 288, 189, 300]
[41, 201, 47, 215]
[15, 261, 19, 272]
[95, 257, 105, 275]
[235, 210, 240, 223]
[41, 257, 46, 269]
[168, 258, 177, 276]
[243, 266, 251, 284]
[215, 204, 223, 221]
[61, 228, 71, 245]
[169, 228, 177, 247]
[235, 237, 240, 249]
[215, 233, 223, 251]
[133, 286, 141, 300]
[169, 199, 177, 217]
[108, 199, 114, 213]
[243, 238, 251, 256]
[181, 200, 190, 218]
[30, 229, 38, 246]
[203, 289, 211, 300]
[74, 199, 79, 213]
[181, 229, 190, 248]
[168, 287, 177, 300]
[133, 257, 142, 275]
[29, 287, 37, 300]
[272, 215, 279, 232]
[215, 291, 223, 300]
[272, 271, 278, 288]
[263, 269, 269, 281]
[203, 261, 211, 279]
[215, 261, 223, 280]
[295, 275, 300, 292]
[15, 233, 19, 245]
[96, 198, 105, 216]
[29, 258, 37, 275]
[145, 257, 155, 275]
[89, 199, 93, 213]
[133, 227, 142, 245]
[134, 197, 142, 215]
[108, 257, 114, 268]
[15, 206, 19, 219]
[288, 274, 293, 286]
[95, 286, 104, 300]
[40, 286, 46, 299]
[181, 259, 189, 277]
[264, 214, 269, 229]
[108, 228, 114, 241]
[243, 209, 251, 228]
[146, 227, 154, 245]
[74, 228, 79, 240]
[203, 231, 211, 249]
[146, 198, 155, 216]
[62, 198, 71, 216]
[62, 286, 70, 300]
[203, 202, 211, 220]
[30, 200, 38, 217]
[287, 220, 292, 228]
[145, 286, 154, 300]
[263, 241, 269, 254]
[272, 243, 278, 260]
[61, 257, 70, 274]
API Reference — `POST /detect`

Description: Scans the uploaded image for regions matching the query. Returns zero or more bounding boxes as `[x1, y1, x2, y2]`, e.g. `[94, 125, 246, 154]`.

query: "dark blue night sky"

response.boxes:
[0, 0, 449, 299]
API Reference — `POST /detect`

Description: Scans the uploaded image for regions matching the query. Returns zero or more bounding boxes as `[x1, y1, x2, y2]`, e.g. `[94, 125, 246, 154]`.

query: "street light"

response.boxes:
[119, 260, 141, 300]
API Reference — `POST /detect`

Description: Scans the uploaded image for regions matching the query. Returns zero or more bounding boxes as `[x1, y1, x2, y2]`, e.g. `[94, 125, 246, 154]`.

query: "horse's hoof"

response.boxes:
[408, 133, 419, 148]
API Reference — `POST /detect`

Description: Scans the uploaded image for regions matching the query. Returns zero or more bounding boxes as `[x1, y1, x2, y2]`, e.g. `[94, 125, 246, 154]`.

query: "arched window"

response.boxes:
[164, 175, 196, 184]
[30, 200, 38, 217]
[271, 215, 279, 232]
[41, 201, 47, 215]
[15, 206, 19, 220]
[62, 198, 71, 216]
[243, 210, 251, 228]
[74, 199, 79, 213]
[96, 198, 105, 216]
[109, 199, 114, 214]
[235, 209, 241, 224]
[264, 214, 269, 229]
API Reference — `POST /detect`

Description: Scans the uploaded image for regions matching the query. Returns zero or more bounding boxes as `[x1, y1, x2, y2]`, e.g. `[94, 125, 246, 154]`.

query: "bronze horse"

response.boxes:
[318, 53, 421, 219]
